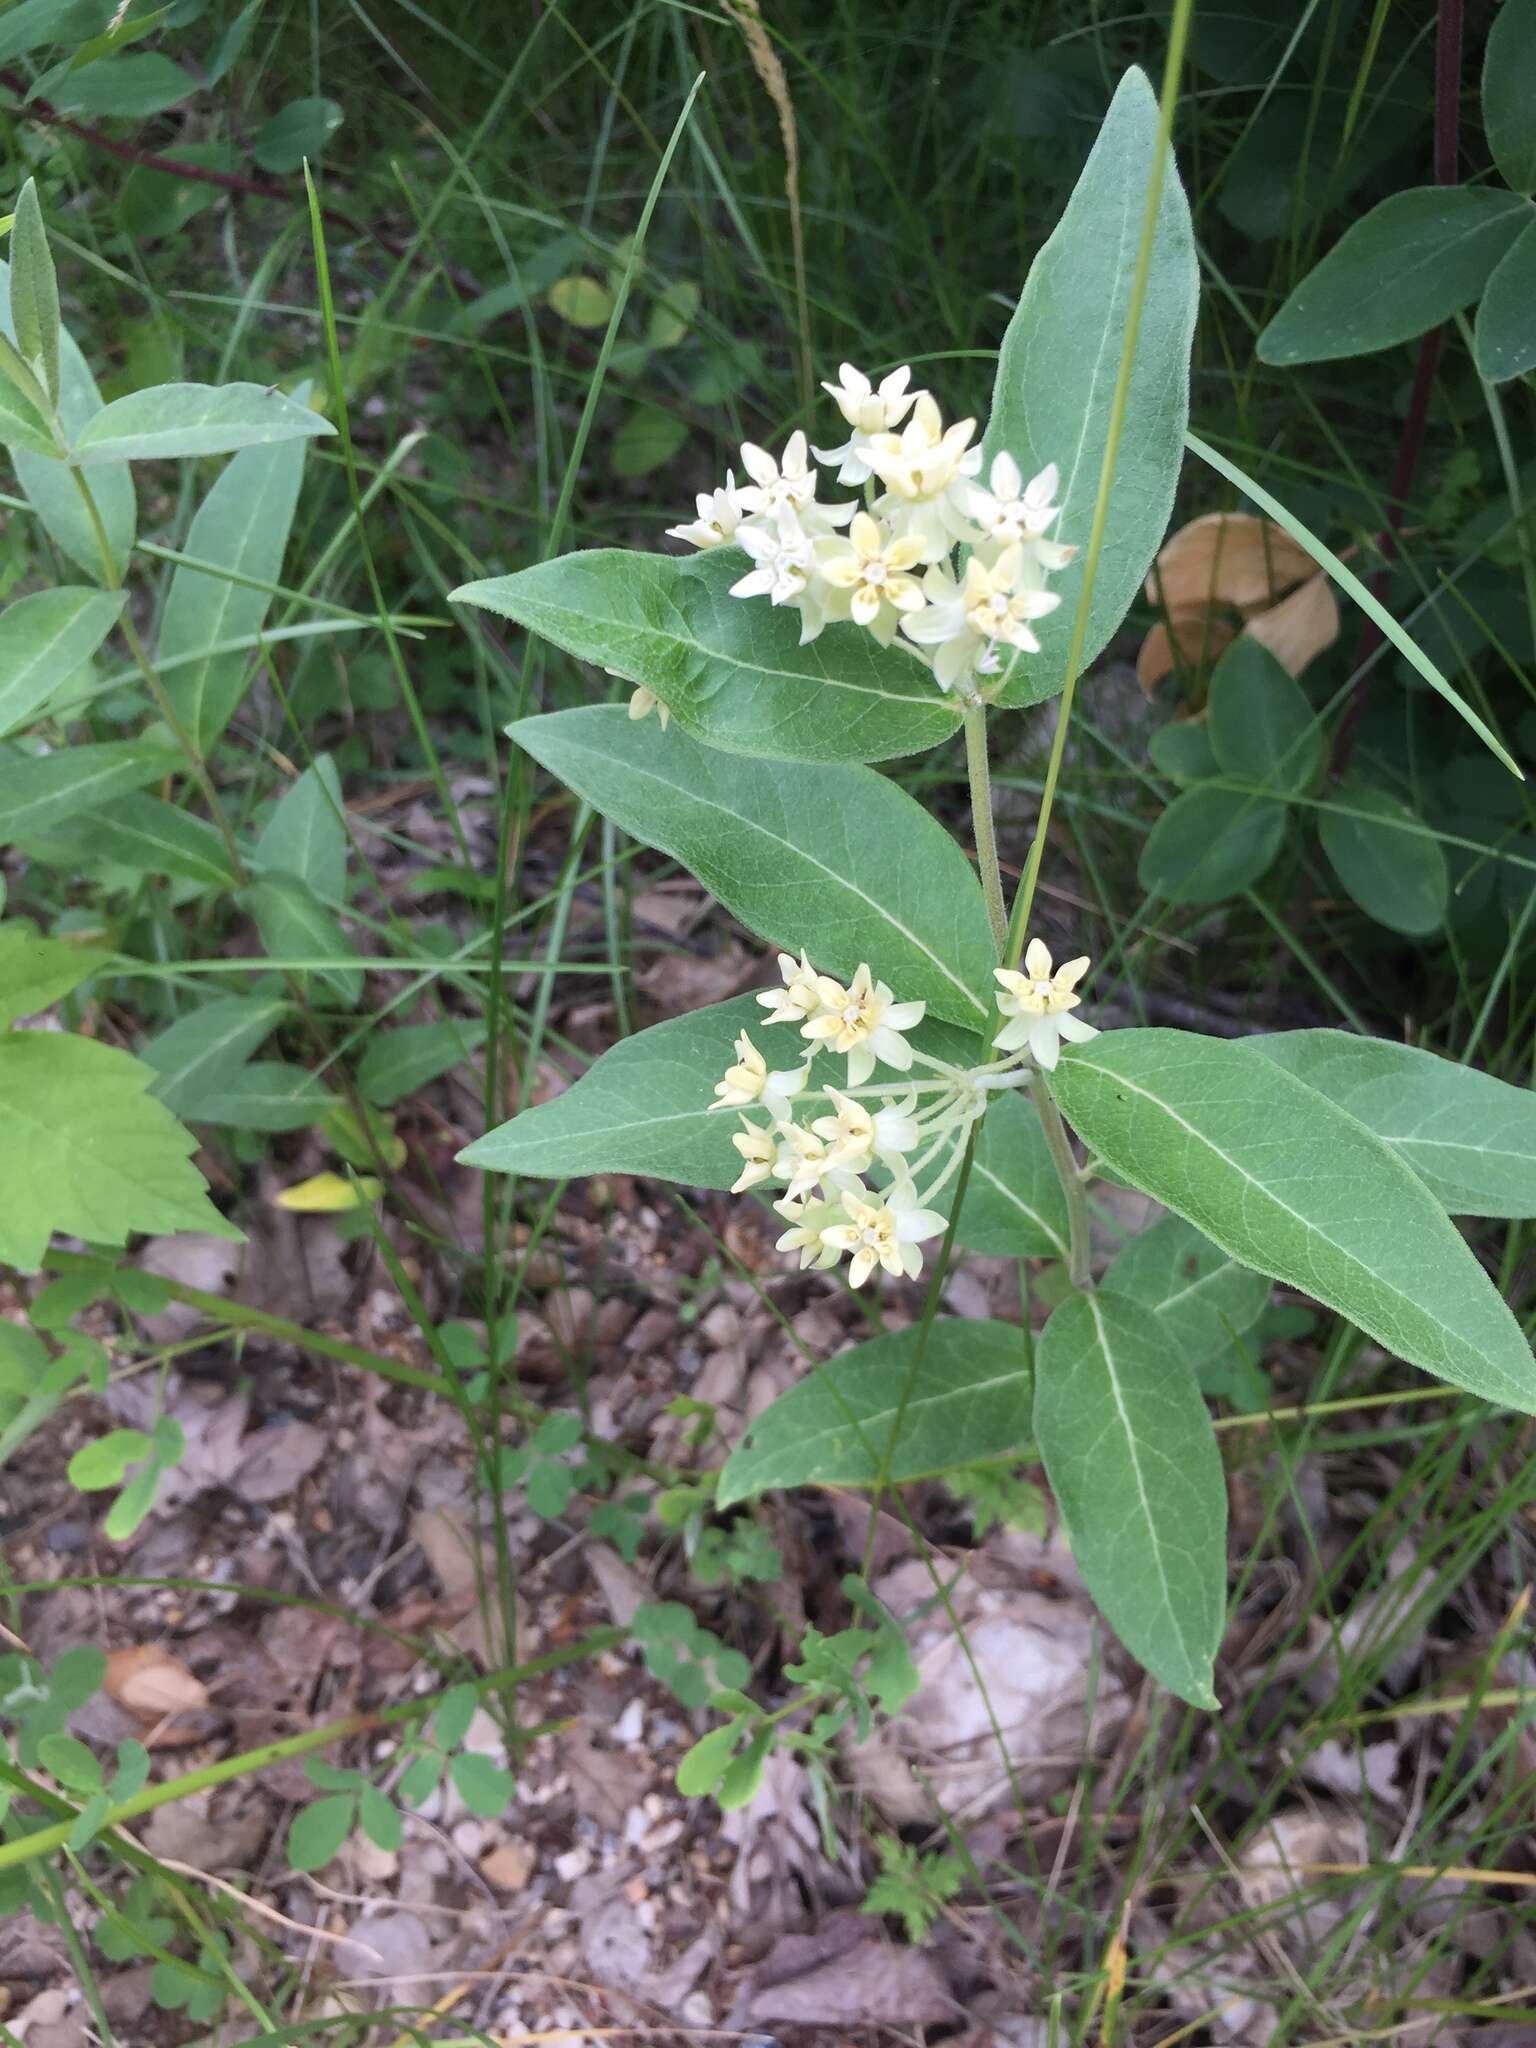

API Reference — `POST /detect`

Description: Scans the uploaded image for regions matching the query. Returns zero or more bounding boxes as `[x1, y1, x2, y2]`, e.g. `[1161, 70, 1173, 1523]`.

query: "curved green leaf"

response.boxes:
[1051, 1029, 1536, 1410]
[30, 791, 237, 888]
[1318, 782, 1448, 935]
[984, 66, 1198, 707]
[452, 547, 962, 765]
[1484, 0, 1536, 194]
[1138, 783, 1287, 902]
[719, 1320, 1033, 1505]
[0, 921, 108, 1028]
[957, 1086, 1071, 1259]
[1252, 1029, 1536, 1219]
[0, 587, 126, 738]
[511, 707, 993, 1027]
[73, 382, 335, 465]
[1257, 189, 1533, 365]
[0, 740, 178, 849]
[1207, 635, 1321, 796]
[1036, 1288, 1225, 1707]
[1104, 1211, 1269, 1364]
[1473, 217, 1536, 382]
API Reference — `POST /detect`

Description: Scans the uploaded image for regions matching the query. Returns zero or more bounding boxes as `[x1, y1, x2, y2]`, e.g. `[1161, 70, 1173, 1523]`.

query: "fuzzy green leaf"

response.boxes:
[512, 706, 994, 1027]
[1051, 1029, 1536, 1410]
[983, 66, 1198, 706]
[1104, 1211, 1270, 1364]
[73, 382, 334, 465]
[718, 1320, 1033, 1506]
[1035, 1289, 1225, 1707]
[957, 1086, 1071, 1259]
[8, 179, 58, 408]
[452, 546, 962, 765]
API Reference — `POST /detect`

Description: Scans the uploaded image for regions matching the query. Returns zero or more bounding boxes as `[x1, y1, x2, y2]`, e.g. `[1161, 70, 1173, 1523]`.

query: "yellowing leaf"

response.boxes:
[274, 1171, 382, 1213]
[647, 279, 700, 347]
[547, 275, 613, 328]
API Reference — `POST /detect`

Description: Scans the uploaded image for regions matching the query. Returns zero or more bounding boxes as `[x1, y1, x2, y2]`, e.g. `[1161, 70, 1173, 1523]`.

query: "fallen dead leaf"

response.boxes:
[236, 1420, 328, 1504]
[479, 1839, 536, 1890]
[1136, 603, 1238, 692]
[1148, 511, 1314, 613]
[1241, 568, 1338, 674]
[103, 1644, 209, 1720]
[746, 1919, 954, 2028]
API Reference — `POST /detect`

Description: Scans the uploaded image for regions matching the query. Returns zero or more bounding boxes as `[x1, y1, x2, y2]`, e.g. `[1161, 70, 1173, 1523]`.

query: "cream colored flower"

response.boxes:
[900, 544, 1061, 692]
[993, 938, 1097, 1072]
[709, 1031, 808, 1120]
[965, 454, 1074, 568]
[772, 1193, 845, 1270]
[666, 471, 747, 550]
[737, 430, 853, 534]
[810, 1086, 919, 1175]
[813, 363, 921, 484]
[800, 962, 926, 1086]
[757, 950, 836, 1027]
[818, 511, 927, 643]
[857, 393, 982, 561]
[822, 1176, 946, 1288]
[730, 1122, 778, 1193]
[773, 1120, 839, 1201]
[626, 685, 670, 729]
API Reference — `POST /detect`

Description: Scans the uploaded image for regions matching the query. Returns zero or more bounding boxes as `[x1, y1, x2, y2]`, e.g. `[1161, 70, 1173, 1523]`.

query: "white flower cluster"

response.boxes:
[709, 940, 1096, 1288]
[663, 364, 1075, 702]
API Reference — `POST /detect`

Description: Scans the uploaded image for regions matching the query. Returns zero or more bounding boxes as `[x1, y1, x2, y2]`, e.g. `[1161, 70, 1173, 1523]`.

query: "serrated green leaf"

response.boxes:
[159, 417, 310, 753]
[357, 1019, 486, 1107]
[0, 740, 178, 847]
[512, 707, 993, 1027]
[0, 1031, 239, 1271]
[1473, 217, 1536, 382]
[1484, 0, 1536, 194]
[452, 547, 962, 765]
[253, 754, 347, 899]
[141, 995, 288, 1115]
[1051, 1029, 1536, 1409]
[1104, 1211, 1270, 1364]
[287, 1792, 355, 1872]
[957, 1086, 1071, 1259]
[31, 791, 237, 888]
[1206, 635, 1321, 796]
[9, 179, 58, 408]
[983, 67, 1197, 706]
[718, 1321, 1033, 1506]
[1035, 1289, 1225, 1707]
[1258, 189, 1533, 365]
[0, 920, 108, 1026]
[1251, 1029, 1536, 1219]
[73, 381, 334, 465]
[1138, 783, 1287, 902]
[1318, 783, 1448, 935]
[68, 1427, 151, 1490]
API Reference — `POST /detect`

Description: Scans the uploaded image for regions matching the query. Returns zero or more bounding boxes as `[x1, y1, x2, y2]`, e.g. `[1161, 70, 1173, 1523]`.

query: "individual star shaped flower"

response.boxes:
[900, 544, 1061, 692]
[800, 963, 926, 1086]
[810, 1087, 920, 1175]
[818, 512, 927, 644]
[773, 1119, 839, 1202]
[813, 363, 921, 484]
[965, 454, 1075, 567]
[993, 938, 1098, 1072]
[856, 393, 982, 561]
[772, 1193, 845, 1271]
[729, 1122, 778, 1193]
[822, 1175, 946, 1287]
[736, 430, 854, 534]
[666, 471, 748, 550]
[757, 950, 836, 1027]
[709, 1031, 809, 1120]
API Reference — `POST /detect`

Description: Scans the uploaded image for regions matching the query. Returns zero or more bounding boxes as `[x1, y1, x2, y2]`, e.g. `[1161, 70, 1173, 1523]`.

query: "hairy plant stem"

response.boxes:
[1029, 1070, 1092, 1290]
[963, 700, 1008, 955]
[0, 1631, 621, 1875]
[69, 467, 246, 883]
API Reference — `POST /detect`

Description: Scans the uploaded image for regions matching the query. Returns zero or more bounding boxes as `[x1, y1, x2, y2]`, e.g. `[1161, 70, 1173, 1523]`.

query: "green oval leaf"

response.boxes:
[287, 1792, 356, 1872]
[718, 1320, 1033, 1506]
[451, 547, 962, 765]
[1484, 0, 1536, 195]
[37, 1731, 105, 1794]
[0, 921, 109, 1028]
[1257, 188, 1533, 365]
[251, 96, 344, 174]
[68, 1428, 151, 1491]
[676, 1720, 743, 1797]
[1035, 1289, 1225, 1708]
[1318, 782, 1448, 935]
[511, 706, 993, 1027]
[0, 739, 177, 848]
[53, 52, 194, 118]
[1251, 1029, 1536, 1219]
[73, 382, 335, 465]
[983, 67, 1197, 706]
[612, 404, 688, 478]
[32, 791, 238, 889]
[1206, 635, 1321, 796]
[1138, 783, 1287, 903]
[1104, 1211, 1270, 1365]
[1051, 1029, 1536, 1410]
[1473, 216, 1536, 383]
[958, 1086, 1071, 1259]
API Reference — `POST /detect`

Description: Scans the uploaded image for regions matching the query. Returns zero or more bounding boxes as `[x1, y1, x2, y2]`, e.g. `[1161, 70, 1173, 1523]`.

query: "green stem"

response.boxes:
[1029, 1069, 1092, 1290]
[68, 467, 246, 884]
[0, 1630, 620, 1875]
[1004, 0, 1195, 965]
[964, 700, 1007, 956]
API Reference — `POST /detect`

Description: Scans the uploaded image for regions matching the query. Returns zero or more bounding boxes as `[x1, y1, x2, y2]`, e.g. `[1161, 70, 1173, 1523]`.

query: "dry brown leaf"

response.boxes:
[1242, 569, 1339, 674]
[1148, 510, 1314, 612]
[103, 1644, 208, 1719]
[479, 1839, 536, 1890]
[1136, 604, 1239, 693]
[235, 1419, 328, 1504]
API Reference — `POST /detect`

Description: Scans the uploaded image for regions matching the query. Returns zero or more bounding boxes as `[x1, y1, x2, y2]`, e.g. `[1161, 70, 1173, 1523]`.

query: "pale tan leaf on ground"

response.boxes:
[1137, 604, 1239, 692]
[1148, 511, 1314, 611]
[235, 1420, 328, 1504]
[1242, 569, 1339, 674]
[103, 1644, 209, 1718]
